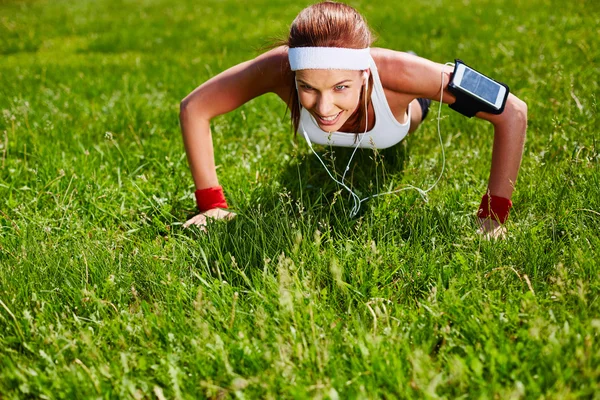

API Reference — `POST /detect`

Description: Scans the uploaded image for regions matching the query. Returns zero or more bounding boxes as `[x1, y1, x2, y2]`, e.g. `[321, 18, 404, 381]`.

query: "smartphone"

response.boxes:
[450, 62, 508, 112]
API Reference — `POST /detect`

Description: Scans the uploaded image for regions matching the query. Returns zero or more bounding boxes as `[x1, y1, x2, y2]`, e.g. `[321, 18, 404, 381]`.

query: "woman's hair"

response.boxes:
[285, 1, 375, 135]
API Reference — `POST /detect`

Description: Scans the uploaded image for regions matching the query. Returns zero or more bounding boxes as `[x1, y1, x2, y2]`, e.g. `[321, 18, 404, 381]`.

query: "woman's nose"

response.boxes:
[315, 94, 335, 116]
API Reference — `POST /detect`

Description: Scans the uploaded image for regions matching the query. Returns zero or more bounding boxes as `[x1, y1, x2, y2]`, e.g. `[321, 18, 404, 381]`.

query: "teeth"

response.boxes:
[320, 113, 340, 121]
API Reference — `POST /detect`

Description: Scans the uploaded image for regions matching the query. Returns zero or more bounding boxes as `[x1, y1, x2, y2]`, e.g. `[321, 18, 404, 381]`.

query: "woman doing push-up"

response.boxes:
[179, 1, 528, 238]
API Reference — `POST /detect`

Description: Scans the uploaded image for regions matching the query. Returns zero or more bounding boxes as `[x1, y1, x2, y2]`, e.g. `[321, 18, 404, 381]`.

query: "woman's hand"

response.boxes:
[477, 218, 507, 240]
[183, 208, 236, 231]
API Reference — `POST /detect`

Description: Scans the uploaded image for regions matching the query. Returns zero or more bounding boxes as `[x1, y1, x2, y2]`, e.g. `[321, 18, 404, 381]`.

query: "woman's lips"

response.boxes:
[316, 111, 342, 126]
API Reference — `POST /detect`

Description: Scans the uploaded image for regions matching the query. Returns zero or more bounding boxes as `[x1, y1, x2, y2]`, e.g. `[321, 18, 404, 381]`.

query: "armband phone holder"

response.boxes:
[448, 59, 509, 118]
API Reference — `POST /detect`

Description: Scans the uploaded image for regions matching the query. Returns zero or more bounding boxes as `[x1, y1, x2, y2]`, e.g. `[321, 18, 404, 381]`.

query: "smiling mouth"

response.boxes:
[316, 111, 342, 126]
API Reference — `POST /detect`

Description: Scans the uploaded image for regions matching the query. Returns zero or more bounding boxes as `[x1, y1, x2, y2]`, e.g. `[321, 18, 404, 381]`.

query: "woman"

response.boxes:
[179, 1, 527, 238]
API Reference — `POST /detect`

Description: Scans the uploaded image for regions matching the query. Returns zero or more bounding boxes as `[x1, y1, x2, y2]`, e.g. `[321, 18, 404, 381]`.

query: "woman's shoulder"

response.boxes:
[370, 47, 417, 70]
[252, 46, 293, 98]
[370, 47, 437, 94]
[252, 46, 292, 78]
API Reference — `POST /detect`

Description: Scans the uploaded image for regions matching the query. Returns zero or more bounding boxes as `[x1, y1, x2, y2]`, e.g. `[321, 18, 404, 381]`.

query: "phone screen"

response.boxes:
[461, 68, 500, 104]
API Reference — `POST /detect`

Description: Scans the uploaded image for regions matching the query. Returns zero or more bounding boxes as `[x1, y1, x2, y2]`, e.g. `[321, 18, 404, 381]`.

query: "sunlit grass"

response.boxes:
[1, 0, 599, 398]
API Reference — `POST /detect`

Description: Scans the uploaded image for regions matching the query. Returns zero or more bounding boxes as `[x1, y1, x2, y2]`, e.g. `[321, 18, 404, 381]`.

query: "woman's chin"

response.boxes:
[318, 123, 342, 132]
[317, 116, 348, 132]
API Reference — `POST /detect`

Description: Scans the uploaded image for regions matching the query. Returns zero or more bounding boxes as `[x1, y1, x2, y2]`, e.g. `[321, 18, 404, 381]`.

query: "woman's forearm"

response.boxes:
[486, 98, 528, 199]
[179, 105, 220, 190]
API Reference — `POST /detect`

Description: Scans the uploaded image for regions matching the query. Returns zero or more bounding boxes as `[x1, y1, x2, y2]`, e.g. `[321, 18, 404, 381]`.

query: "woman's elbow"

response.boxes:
[180, 95, 194, 115]
[180, 93, 214, 121]
[504, 95, 527, 128]
[180, 95, 205, 121]
[513, 97, 528, 127]
[496, 95, 528, 133]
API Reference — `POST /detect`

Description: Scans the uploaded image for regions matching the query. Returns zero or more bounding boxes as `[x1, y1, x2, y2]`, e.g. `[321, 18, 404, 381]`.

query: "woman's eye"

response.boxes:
[335, 85, 348, 91]
[301, 85, 313, 91]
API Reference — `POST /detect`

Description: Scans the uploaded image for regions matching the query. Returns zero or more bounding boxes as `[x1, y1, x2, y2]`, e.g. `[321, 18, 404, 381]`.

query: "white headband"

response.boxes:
[288, 47, 371, 71]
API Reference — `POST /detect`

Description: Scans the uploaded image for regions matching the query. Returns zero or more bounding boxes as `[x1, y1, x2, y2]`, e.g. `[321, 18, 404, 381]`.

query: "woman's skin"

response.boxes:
[180, 47, 528, 238]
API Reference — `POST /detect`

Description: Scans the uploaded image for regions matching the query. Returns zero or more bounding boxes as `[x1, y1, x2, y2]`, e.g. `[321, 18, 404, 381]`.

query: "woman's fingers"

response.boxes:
[477, 218, 507, 240]
[183, 209, 236, 230]
[203, 208, 237, 221]
[183, 214, 207, 229]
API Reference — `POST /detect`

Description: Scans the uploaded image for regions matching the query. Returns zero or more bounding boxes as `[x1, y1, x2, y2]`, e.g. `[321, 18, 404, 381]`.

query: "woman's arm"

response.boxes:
[476, 95, 528, 199]
[375, 49, 528, 234]
[471, 95, 527, 238]
[179, 47, 290, 227]
[180, 46, 290, 190]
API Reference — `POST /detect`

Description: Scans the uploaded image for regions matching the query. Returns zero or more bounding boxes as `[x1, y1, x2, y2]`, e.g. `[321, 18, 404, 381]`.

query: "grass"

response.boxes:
[1, 0, 599, 398]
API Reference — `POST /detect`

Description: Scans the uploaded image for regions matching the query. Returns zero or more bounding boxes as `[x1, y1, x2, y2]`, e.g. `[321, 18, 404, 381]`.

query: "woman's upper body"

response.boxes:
[297, 51, 412, 149]
[179, 2, 528, 238]
[182, 46, 444, 136]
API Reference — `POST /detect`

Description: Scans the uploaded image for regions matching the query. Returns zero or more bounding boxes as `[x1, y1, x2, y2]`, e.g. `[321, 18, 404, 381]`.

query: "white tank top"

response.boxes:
[298, 55, 411, 149]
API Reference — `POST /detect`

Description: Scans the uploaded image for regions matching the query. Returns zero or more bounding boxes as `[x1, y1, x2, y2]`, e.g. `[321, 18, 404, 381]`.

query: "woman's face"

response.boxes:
[295, 69, 367, 132]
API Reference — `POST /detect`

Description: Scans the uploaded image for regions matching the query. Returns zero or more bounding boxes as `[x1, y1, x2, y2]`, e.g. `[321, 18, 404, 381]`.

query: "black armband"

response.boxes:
[447, 59, 510, 118]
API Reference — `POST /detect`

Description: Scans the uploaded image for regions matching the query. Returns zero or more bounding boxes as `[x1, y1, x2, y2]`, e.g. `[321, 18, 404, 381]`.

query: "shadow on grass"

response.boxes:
[277, 140, 411, 217]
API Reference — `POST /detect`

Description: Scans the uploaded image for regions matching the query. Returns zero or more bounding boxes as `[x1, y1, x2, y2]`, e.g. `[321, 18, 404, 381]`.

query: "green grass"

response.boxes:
[1, 0, 599, 398]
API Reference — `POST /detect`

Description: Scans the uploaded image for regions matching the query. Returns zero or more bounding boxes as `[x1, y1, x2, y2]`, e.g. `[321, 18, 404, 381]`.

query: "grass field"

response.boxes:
[1, 0, 599, 398]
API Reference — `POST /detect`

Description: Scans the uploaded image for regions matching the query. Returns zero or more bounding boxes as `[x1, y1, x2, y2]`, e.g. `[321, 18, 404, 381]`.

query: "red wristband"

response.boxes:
[195, 186, 228, 212]
[477, 193, 512, 224]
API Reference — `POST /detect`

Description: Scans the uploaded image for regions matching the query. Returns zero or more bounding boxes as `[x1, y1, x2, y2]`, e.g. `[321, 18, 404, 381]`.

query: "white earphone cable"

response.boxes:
[298, 62, 454, 217]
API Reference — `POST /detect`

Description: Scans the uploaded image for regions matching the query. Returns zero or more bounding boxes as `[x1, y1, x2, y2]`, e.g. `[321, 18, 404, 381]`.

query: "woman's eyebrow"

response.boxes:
[332, 79, 352, 86]
[296, 79, 353, 87]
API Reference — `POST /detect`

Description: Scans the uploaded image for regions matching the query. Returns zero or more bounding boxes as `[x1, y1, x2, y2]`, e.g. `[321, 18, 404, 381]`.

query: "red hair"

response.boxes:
[285, 1, 375, 135]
